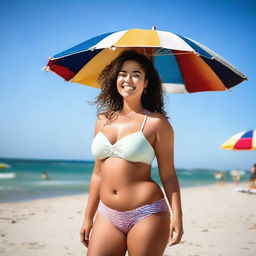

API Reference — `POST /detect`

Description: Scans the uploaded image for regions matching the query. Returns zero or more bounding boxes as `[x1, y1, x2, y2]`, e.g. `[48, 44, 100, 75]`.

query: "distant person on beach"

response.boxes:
[213, 171, 226, 184]
[80, 50, 183, 255]
[41, 171, 49, 180]
[230, 170, 243, 186]
[249, 164, 256, 190]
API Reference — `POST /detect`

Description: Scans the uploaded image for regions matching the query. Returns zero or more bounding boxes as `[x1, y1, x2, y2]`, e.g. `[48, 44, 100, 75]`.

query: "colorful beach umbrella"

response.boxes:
[221, 130, 256, 150]
[0, 163, 10, 168]
[44, 28, 247, 93]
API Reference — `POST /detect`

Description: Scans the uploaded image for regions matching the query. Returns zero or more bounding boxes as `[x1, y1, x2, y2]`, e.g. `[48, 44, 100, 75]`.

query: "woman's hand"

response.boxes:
[80, 218, 93, 248]
[168, 214, 183, 246]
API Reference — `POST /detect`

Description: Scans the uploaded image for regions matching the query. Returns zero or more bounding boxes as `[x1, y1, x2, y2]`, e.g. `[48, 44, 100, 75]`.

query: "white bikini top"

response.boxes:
[91, 110, 155, 165]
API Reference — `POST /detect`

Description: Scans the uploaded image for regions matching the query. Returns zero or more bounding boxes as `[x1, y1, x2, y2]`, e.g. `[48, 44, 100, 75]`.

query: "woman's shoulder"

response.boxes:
[148, 111, 171, 124]
[94, 112, 108, 132]
[148, 111, 166, 119]
[148, 111, 173, 132]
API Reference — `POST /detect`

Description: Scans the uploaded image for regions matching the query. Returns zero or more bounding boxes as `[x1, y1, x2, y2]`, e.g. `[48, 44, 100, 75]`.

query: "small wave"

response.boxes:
[181, 171, 192, 175]
[32, 180, 87, 186]
[0, 173, 16, 179]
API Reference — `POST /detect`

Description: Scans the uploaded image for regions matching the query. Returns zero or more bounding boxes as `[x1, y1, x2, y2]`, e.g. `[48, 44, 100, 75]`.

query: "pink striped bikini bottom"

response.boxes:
[98, 198, 169, 234]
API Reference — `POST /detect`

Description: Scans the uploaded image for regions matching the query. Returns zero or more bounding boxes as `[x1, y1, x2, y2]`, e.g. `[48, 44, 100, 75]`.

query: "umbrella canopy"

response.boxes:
[0, 163, 10, 168]
[230, 170, 246, 176]
[44, 28, 247, 93]
[221, 130, 256, 150]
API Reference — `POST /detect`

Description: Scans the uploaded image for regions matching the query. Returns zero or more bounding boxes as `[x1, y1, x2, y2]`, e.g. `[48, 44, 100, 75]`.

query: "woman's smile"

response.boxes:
[122, 85, 136, 93]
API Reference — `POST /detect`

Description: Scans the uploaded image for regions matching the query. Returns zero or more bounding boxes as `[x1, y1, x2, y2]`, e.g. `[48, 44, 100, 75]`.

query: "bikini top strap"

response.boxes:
[140, 110, 150, 132]
[100, 117, 109, 131]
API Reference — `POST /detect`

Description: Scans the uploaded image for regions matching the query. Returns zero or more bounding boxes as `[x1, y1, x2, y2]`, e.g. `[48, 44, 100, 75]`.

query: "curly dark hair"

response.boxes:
[93, 50, 167, 119]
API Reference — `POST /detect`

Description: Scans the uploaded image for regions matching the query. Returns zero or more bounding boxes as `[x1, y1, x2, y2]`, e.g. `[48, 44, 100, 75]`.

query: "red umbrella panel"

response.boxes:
[221, 130, 256, 150]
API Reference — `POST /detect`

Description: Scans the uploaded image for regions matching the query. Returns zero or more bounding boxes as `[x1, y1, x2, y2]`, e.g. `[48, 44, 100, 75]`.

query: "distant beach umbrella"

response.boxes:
[230, 170, 245, 176]
[221, 130, 256, 150]
[0, 163, 10, 168]
[43, 27, 247, 93]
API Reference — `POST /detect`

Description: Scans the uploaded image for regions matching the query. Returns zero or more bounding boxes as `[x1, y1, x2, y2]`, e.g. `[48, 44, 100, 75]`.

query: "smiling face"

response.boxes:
[116, 60, 148, 99]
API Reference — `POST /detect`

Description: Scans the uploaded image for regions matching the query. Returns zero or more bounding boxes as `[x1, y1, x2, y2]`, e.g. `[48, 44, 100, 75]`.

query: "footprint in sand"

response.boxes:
[27, 242, 45, 249]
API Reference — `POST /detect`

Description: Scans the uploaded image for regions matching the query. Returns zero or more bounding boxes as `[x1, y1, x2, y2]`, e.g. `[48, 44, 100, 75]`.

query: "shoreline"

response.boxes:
[0, 180, 243, 204]
[1, 183, 255, 256]
[0, 182, 217, 204]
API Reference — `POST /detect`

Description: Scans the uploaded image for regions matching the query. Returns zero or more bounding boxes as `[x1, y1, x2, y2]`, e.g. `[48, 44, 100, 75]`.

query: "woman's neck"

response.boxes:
[121, 100, 144, 114]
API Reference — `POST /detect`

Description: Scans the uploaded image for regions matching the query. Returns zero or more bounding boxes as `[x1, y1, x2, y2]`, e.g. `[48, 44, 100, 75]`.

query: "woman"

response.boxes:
[80, 50, 183, 256]
[249, 163, 256, 190]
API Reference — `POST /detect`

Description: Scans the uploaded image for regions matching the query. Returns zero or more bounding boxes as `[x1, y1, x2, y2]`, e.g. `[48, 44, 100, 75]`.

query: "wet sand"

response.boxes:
[1, 183, 255, 256]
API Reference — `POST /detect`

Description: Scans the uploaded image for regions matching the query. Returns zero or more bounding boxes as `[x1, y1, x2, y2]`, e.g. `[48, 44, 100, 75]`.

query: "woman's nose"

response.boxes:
[124, 74, 132, 82]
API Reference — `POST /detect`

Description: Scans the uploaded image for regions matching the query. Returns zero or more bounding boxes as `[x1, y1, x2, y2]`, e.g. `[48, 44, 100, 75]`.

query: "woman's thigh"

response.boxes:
[127, 211, 170, 256]
[87, 213, 127, 256]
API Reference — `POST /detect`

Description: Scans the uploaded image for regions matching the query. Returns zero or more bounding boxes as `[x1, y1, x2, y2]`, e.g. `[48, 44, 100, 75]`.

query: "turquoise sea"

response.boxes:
[0, 158, 250, 203]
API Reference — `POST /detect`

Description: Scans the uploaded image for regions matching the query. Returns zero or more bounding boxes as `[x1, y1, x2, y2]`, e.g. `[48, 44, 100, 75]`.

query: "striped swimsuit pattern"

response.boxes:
[98, 198, 169, 234]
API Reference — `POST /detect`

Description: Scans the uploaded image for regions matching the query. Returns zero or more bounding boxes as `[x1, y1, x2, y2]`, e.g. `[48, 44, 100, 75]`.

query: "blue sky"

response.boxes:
[1, 0, 255, 170]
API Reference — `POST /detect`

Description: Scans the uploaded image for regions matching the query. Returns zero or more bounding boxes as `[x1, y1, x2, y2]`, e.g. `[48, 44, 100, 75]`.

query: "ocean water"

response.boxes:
[0, 158, 250, 203]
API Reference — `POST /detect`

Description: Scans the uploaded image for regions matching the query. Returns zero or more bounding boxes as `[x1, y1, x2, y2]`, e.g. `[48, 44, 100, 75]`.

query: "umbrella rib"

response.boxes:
[154, 52, 196, 56]
[49, 48, 196, 62]
[50, 49, 93, 60]
[153, 48, 164, 55]
[211, 57, 248, 79]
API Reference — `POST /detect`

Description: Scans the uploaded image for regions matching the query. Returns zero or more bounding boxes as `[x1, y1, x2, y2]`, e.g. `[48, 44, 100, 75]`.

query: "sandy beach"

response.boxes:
[1, 183, 255, 256]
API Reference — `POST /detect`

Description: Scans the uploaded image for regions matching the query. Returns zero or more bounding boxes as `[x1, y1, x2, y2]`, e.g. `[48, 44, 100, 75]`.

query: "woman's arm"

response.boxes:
[80, 159, 102, 247]
[84, 159, 102, 220]
[80, 115, 104, 247]
[153, 114, 183, 246]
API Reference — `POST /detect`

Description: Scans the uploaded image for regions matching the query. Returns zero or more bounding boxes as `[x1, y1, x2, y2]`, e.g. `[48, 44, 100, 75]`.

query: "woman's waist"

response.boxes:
[99, 180, 165, 211]
[100, 160, 152, 182]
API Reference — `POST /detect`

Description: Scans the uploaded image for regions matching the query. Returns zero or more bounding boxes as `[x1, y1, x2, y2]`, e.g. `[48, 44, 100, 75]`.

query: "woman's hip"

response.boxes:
[98, 197, 170, 234]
